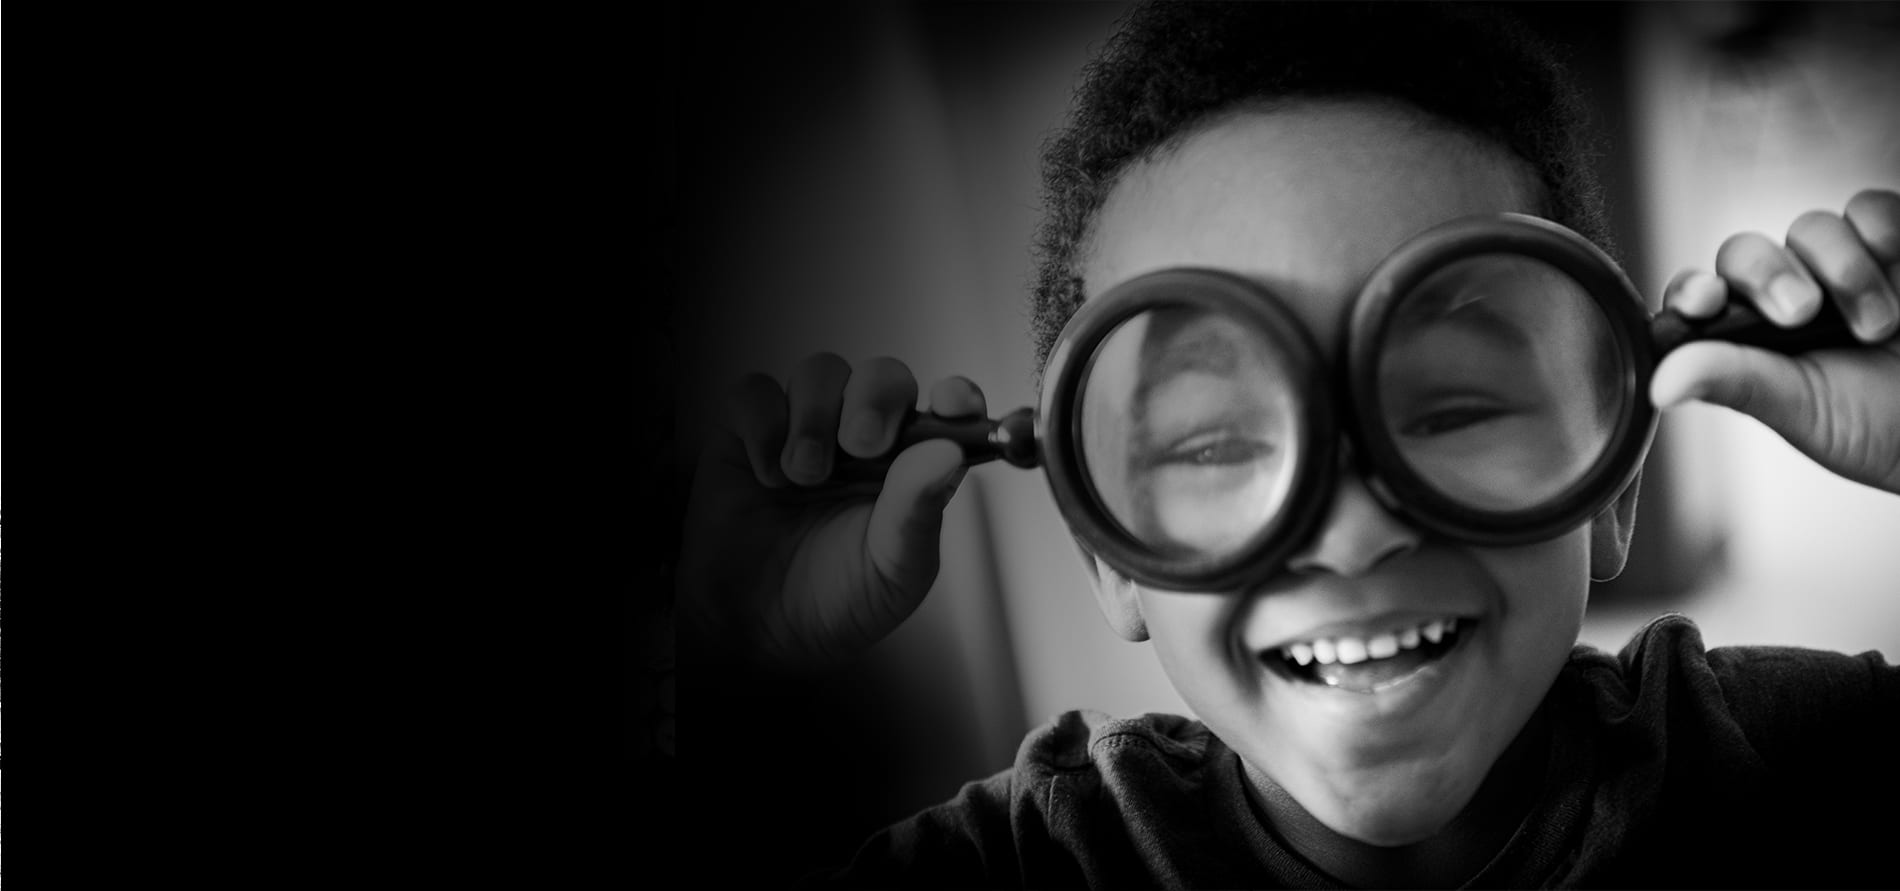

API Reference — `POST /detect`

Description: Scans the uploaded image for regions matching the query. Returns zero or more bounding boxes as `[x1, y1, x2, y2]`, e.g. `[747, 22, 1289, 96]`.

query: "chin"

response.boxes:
[1311, 772, 1477, 847]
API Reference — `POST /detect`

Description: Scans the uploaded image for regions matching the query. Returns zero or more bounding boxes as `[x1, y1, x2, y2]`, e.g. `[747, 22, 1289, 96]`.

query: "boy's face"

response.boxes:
[1079, 100, 1596, 845]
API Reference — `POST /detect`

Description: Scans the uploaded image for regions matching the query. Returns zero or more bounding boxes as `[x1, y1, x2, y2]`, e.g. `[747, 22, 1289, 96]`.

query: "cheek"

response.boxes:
[1472, 529, 1591, 660]
[1138, 589, 1246, 701]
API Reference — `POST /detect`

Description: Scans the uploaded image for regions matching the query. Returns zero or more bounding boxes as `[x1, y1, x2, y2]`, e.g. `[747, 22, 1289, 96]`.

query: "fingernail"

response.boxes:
[790, 437, 829, 479]
[927, 466, 969, 503]
[1685, 271, 1723, 309]
[1861, 292, 1898, 341]
[1768, 274, 1817, 321]
[942, 466, 969, 491]
[845, 414, 888, 453]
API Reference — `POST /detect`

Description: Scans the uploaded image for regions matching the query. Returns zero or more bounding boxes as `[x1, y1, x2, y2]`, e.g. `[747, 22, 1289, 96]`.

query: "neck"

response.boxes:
[1244, 710, 1551, 889]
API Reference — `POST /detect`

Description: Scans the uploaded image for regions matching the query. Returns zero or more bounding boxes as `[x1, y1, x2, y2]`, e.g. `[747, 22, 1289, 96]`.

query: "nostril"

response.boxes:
[1283, 474, 1421, 577]
[1287, 536, 1417, 576]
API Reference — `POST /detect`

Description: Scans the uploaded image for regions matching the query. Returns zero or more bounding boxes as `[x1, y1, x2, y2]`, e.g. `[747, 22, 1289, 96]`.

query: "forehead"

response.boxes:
[1081, 100, 1543, 350]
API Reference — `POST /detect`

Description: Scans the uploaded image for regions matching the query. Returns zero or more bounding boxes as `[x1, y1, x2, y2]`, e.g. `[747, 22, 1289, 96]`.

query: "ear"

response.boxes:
[1075, 542, 1148, 641]
[1589, 469, 1643, 582]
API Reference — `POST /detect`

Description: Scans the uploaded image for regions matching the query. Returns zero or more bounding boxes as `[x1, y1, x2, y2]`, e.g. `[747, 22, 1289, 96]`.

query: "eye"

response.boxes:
[1400, 405, 1510, 437]
[1160, 435, 1274, 467]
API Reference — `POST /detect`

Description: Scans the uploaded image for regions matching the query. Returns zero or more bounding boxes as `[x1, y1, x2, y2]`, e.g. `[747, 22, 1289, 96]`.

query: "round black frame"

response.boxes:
[1038, 268, 1337, 591]
[1345, 213, 1659, 546]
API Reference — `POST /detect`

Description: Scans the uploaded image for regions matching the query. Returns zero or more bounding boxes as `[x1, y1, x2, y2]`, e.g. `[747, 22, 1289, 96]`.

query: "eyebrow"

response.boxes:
[1389, 289, 1534, 353]
[1127, 326, 1243, 459]
[1141, 326, 1240, 385]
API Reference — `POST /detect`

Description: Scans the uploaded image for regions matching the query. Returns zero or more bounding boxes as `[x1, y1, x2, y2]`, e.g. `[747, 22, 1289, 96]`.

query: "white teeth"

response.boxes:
[1335, 637, 1368, 664]
[1277, 616, 1469, 669]
[1311, 639, 1337, 664]
[1366, 633, 1399, 659]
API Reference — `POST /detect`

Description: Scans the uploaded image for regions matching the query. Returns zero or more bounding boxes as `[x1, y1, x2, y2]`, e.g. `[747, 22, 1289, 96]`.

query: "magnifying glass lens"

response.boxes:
[1375, 255, 1621, 512]
[1077, 306, 1303, 562]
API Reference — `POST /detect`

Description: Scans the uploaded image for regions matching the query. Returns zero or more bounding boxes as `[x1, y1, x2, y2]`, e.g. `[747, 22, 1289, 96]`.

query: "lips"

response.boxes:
[1262, 616, 1471, 692]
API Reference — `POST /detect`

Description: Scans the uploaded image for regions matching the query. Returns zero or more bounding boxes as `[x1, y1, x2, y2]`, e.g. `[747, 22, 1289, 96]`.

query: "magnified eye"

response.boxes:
[1370, 249, 1629, 515]
[1400, 403, 1513, 438]
[1073, 297, 1306, 563]
[1158, 434, 1275, 467]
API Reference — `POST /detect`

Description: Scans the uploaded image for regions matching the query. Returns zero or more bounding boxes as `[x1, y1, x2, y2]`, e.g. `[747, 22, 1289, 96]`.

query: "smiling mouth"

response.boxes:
[1262, 617, 1473, 692]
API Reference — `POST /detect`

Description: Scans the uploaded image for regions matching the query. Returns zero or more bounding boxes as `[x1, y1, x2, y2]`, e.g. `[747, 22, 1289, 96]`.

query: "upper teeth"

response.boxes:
[1282, 617, 1459, 666]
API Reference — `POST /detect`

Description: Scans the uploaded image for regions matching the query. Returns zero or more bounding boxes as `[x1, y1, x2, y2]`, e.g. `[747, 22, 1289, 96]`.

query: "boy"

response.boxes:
[676, 2, 1900, 886]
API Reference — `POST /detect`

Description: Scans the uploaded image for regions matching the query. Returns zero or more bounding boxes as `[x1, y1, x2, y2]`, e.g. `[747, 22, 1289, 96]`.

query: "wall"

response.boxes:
[1579, 1, 1900, 654]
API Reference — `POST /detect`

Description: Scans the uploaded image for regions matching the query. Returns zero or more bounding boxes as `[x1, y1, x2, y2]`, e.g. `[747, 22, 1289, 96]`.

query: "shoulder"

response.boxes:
[1562, 612, 1900, 759]
[1015, 708, 1216, 776]
[809, 710, 1221, 887]
[1568, 612, 1898, 702]
[1003, 709, 1225, 825]
[1553, 617, 1900, 886]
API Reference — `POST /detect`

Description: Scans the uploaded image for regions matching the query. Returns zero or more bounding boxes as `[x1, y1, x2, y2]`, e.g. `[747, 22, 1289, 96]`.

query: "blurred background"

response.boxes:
[655, 1, 1900, 881]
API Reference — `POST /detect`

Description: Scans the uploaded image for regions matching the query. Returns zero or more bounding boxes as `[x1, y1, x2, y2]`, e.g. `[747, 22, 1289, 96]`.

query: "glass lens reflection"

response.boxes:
[1376, 255, 1622, 511]
[1078, 307, 1300, 561]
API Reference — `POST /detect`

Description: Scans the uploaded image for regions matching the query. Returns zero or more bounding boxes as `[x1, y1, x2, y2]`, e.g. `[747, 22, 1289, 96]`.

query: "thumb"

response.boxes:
[1651, 340, 1819, 439]
[864, 438, 968, 600]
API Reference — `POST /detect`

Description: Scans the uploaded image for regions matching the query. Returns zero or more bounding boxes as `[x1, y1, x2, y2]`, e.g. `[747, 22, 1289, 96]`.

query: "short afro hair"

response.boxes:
[1028, 0, 1612, 376]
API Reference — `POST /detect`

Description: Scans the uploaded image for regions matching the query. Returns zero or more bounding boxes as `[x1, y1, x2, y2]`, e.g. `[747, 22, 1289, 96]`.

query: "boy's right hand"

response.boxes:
[676, 353, 984, 676]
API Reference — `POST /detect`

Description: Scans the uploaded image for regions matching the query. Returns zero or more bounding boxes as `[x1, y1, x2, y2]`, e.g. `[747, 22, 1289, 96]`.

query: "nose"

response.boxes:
[1284, 471, 1421, 577]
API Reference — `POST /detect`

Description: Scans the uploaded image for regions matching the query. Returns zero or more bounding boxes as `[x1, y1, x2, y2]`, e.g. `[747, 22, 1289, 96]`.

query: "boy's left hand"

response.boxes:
[1651, 188, 1900, 495]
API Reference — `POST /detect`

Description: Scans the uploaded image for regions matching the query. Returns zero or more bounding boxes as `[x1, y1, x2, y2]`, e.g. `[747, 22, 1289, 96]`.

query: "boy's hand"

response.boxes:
[1652, 188, 1900, 494]
[676, 354, 982, 676]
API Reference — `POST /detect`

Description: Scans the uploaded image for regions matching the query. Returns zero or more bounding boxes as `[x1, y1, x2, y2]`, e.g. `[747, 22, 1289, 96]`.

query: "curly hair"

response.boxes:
[1028, 0, 1613, 376]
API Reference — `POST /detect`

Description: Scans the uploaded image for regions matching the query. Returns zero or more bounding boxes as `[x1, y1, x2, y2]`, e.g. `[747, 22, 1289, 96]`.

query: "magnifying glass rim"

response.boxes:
[1346, 213, 1659, 545]
[1039, 267, 1336, 592]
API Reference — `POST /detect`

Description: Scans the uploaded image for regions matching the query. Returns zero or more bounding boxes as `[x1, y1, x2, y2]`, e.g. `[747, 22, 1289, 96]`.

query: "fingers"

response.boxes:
[839, 357, 919, 458]
[864, 438, 967, 597]
[858, 375, 987, 600]
[1786, 209, 1900, 342]
[728, 354, 992, 487]
[1845, 188, 1900, 275]
[1650, 339, 1819, 435]
[780, 352, 853, 484]
[727, 373, 791, 488]
[1714, 231, 1824, 327]
[1704, 193, 1900, 345]
[1662, 268, 1729, 319]
[927, 375, 988, 419]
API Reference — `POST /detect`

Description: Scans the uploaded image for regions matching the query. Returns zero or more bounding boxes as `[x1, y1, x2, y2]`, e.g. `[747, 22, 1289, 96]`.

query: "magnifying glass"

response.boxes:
[839, 213, 1857, 592]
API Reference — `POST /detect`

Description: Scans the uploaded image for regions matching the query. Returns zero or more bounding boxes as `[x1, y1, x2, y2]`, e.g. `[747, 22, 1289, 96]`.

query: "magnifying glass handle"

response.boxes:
[1652, 295, 1857, 356]
[829, 406, 1040, 482]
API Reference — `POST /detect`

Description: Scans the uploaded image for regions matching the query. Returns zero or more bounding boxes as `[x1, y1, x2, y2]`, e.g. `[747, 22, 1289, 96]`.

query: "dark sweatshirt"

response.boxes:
[811, 614, 1900, 888]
